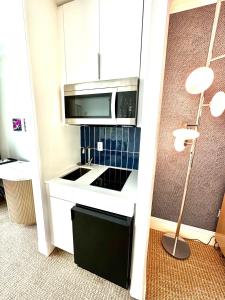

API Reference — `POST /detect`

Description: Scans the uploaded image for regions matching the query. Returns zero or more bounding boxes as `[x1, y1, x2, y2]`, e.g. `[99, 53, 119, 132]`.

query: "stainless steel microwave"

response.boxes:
[63, 77, 139, 125]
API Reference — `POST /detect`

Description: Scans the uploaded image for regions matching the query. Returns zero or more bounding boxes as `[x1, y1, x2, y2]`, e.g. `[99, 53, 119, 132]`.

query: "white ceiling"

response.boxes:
[56, 0, 224, 11]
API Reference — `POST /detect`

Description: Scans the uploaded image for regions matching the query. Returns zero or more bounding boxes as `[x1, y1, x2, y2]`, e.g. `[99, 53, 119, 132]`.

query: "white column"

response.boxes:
[130, 0, 171, 299]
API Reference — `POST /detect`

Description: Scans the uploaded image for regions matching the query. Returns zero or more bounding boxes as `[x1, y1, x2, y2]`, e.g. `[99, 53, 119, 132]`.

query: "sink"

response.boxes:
[61, 168, 90, 181]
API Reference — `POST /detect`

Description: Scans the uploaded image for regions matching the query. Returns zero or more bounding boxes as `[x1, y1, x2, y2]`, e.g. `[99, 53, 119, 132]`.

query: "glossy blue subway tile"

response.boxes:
[110, 150, 116, 167]
[105, 127, 111, 149]
[127, 152, 134, 170]
[80, 148, 85, 165]
[94, 127, 99, 148]
[93, 148, 96, 164]
[133, 152, 139, 170]
[90, 127, 95, 148]
[111, 127, 116, 150]
[94, 149, 100, 164]
[84, 148, 89, 164]
[105, 150, 111, 166]
[81, 126, 85, 148]
[122, 127, 129, 151]
[111, 140, 116, 151]
[80, 126, 140, 170]
[121, 152, 128, 169]
[90, 149, 94, 163]
[85, 126, 90, 147]
[99, 127, 105, 146]
[134, 127, 141, 152]
[99, 150, 105, 165]
[116, 127, 122, 151]
[128, 127, 135, 152]
[116, 151, 122, 168]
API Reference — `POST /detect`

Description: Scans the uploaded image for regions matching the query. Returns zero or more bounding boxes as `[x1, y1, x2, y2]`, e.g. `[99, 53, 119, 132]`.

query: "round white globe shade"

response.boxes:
[185, 67, 214, 94]
[209, 91, 225, 117]
[174, 138, 185, 152]
[173, 128, 200, 140]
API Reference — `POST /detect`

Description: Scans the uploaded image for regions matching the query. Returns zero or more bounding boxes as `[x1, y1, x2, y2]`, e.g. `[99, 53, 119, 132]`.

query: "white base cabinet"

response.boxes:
[49, 196, 74, 254]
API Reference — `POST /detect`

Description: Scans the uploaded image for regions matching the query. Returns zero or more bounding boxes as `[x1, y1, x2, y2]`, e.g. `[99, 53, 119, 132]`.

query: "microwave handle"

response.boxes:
[111, 90, 117, 119]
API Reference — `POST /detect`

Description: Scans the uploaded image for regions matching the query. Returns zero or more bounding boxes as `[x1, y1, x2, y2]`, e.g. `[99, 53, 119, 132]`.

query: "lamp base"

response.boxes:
[161, 232, 191, 260]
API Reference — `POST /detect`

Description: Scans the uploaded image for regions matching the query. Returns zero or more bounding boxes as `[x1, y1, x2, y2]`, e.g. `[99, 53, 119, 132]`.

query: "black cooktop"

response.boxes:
[90, 168, 131, 191]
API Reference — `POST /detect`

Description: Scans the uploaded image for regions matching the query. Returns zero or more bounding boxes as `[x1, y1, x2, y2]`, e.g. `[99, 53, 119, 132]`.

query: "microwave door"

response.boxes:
[115, 87, 137, 125]
[64, 88, 117, 125]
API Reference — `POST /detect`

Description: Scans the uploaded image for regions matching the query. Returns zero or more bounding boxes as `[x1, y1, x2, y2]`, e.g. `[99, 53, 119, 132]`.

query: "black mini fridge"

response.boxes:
[71, 204, 134, 289]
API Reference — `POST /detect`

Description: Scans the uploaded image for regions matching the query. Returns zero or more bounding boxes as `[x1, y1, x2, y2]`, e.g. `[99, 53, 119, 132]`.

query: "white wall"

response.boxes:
[23, 0, 80, 255]
[0, 0, 33, 161]
[130, 1, 171, 299]
[24, 0, 80, 181]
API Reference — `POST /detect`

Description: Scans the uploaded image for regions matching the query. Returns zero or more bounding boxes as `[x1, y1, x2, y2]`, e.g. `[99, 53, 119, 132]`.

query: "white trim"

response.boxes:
[22, 0, 54, 256]
[150, 216, 215, 246]
[170, 0, 225, 14]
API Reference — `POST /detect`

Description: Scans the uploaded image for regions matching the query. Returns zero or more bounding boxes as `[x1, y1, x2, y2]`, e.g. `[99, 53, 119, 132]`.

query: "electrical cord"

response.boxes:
[185, 236, 225, 258]
[185, 235, 215, 245]
[183, 236, 224, 258]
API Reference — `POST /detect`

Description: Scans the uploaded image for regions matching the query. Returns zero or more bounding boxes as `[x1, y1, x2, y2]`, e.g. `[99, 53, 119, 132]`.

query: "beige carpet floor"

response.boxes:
[146, 229, 225, 300]
[0, 200, 131, 300]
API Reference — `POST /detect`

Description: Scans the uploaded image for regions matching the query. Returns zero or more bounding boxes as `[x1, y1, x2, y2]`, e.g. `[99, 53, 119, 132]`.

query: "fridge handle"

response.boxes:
[72, 205, 132, 226]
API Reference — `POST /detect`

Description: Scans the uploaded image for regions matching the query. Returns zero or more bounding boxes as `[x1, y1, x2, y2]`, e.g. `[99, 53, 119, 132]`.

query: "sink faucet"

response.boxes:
[87, 157, 93, 166]
[82, 146, 93, 166]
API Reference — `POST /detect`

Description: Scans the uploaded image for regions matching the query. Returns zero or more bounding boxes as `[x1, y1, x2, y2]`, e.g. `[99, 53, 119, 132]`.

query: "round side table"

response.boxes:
[0, 161, 36, 225]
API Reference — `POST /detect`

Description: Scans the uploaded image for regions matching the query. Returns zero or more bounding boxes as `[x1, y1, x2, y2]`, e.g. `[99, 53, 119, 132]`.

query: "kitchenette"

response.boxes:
[46, 76, 141, 288]
[44, 0, 143, 290]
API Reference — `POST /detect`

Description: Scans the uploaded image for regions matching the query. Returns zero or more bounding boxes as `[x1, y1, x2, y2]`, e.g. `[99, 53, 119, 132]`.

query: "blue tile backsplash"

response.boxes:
[80, 126, 141, 170]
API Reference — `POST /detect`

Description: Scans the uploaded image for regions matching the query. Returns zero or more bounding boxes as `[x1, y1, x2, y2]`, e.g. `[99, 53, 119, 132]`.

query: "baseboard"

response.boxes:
[150, 216, 215, 246]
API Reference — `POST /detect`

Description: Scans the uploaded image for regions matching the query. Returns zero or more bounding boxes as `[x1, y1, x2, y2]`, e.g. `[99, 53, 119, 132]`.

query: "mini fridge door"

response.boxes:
[71, 204, 133, 289]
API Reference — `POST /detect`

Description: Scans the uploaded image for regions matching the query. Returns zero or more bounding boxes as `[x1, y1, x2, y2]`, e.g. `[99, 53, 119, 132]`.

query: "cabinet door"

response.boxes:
[99, 0, 143, 80]
[62, 0, 99, 83]
[49, 197, 74, 254]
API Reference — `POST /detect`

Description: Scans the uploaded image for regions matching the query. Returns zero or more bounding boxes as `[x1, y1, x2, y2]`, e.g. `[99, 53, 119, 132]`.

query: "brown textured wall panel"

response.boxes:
[212, 3, 225, 58]
[152, 3, 225, 231]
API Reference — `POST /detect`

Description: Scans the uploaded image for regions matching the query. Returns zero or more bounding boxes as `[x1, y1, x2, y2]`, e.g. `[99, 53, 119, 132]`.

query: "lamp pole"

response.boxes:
[161, 0, 222, 259]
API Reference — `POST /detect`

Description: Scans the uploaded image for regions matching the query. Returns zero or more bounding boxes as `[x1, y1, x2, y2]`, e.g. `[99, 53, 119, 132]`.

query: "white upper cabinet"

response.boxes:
[60, 0, 143, 84]
[99, 0, 143, 80]
[62, 0, 99, 83]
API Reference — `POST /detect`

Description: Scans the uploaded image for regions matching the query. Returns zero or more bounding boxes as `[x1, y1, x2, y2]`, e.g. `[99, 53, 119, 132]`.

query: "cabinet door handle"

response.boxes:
[111, 89, 117, 120]
[98, 53, 101, 80]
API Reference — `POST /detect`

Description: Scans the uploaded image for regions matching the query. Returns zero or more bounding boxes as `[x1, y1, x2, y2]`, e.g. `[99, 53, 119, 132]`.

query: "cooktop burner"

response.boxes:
[90, 168, 131, 191]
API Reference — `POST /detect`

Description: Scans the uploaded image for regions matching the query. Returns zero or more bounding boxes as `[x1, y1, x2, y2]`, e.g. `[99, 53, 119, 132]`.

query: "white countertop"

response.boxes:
[46, 164, 138, 217]
[0, 161, 32, 181]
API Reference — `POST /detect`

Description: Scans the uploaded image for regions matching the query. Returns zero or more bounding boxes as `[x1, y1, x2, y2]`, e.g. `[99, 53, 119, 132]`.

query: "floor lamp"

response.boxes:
[162, 0, 225, 260]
